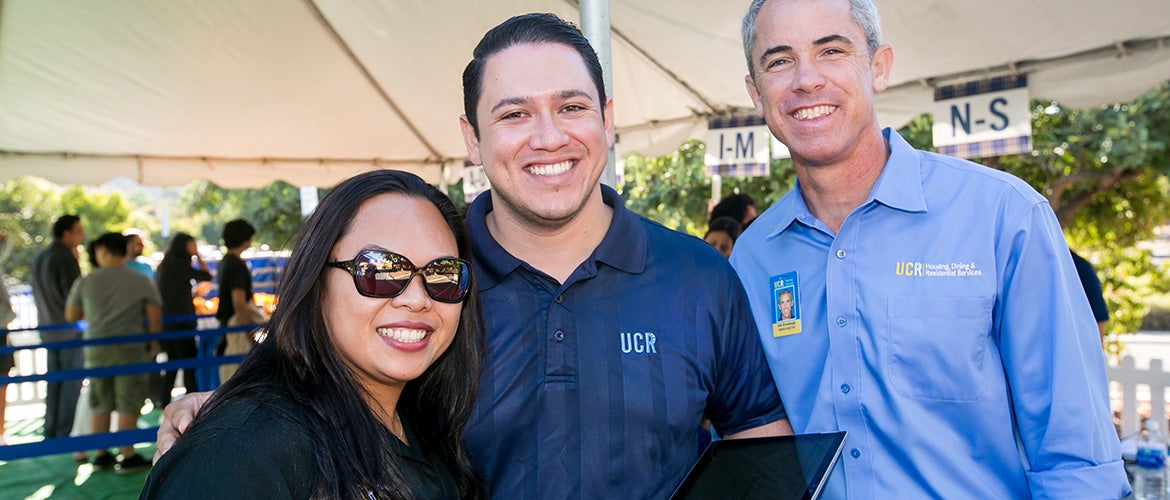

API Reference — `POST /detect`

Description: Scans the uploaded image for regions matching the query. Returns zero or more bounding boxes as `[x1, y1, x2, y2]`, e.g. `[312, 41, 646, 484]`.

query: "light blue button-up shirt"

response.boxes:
[731, 129, 1129, 499]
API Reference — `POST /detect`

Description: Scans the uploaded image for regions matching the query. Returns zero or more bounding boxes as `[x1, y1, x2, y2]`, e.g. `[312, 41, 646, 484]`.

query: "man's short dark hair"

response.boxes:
[90, 232, 128, 261]
[222, 219, 256, 249]
[462, 12, 606, 138]
[710, 194, 757, 224]
[52, 214, 81, 240]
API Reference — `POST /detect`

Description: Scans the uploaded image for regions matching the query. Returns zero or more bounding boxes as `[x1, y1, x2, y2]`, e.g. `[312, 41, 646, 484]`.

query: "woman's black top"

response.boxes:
[140, 390, 460, 499]
[154, 256, 212, 318]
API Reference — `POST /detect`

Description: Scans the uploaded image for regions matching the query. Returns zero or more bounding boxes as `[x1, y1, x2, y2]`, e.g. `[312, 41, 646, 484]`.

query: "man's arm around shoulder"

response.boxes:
[726, 418, 794, 439]
[153, 391, 214, 464]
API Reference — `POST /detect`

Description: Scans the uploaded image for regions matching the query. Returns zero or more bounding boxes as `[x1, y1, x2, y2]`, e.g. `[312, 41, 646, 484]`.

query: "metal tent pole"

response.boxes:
[579, 0, 617, 188]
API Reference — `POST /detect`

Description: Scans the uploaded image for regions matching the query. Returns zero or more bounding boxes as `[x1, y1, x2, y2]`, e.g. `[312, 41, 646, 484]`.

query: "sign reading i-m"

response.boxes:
[704, 115, 770, 177]
[717, 130, 758, 159]
[932, 75, 1032, 159]
[461, 162, 490, 203]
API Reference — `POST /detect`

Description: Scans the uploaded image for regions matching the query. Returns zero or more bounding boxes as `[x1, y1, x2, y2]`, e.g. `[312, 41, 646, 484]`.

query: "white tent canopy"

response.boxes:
[1, 0, 1168, 188]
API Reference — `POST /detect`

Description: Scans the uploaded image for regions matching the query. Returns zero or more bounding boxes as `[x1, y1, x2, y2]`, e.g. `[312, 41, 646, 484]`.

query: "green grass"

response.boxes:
[1, 409, 161, 500]
[0, 443, 157, 500]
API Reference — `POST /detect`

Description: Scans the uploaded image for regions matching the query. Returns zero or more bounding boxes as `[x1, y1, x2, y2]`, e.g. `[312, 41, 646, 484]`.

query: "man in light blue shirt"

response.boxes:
[732, 0, 1129, 497]
[124, 232, 155, 280]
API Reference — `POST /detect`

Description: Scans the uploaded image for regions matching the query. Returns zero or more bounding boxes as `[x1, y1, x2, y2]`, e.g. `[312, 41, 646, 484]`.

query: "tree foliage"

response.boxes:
[176, 180, 308, 251]
[1, 177, 60, 282]
[1, 177, 310, 283]
[60, 185, 134, 235]
[0, 178, 133, 281]
[619, 140, 796, 236]
[619, 141, 711, 235]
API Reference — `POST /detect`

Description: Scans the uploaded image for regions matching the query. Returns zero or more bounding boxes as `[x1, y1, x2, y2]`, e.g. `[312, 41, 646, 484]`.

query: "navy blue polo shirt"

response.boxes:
[1071, 251, 1109, 323]
[463, 185, 786, 499]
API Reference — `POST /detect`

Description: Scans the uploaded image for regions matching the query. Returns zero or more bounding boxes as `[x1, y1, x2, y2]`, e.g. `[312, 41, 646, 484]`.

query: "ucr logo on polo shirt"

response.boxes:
[620, 331, 657, 354]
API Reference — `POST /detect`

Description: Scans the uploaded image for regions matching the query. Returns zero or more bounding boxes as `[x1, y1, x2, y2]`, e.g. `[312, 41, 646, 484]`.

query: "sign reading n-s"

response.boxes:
[932, 75, 1032, 159]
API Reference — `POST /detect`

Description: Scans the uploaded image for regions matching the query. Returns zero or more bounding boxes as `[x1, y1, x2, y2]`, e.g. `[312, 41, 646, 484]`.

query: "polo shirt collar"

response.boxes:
[466, 184, 646, 290]
[466, 192, 519, 291]
[765, 127, 927, 240]
[591, 184, 646, 275]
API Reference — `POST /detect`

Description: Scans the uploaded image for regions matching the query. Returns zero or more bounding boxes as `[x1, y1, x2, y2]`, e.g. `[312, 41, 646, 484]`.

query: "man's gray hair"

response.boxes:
[742, 0, 884, 77]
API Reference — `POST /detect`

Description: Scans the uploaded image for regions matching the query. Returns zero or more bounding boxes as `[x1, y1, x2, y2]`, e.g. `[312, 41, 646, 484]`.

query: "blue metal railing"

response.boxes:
[0, 317, 262, 462]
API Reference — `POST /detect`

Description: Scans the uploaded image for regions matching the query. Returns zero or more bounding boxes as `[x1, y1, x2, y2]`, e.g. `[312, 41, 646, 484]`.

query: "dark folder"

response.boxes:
[670, 431, 847, 500]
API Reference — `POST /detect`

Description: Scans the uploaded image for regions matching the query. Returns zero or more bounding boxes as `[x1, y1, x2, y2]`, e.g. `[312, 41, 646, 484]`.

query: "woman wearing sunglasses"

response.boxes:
[141, 170, 485, 499]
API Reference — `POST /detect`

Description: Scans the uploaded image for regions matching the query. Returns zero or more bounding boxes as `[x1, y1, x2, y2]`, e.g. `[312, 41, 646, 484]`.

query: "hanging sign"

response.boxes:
[462, 162, 490, 203]
[932, 74, 1032, 159]
[704, 116, 771, 177]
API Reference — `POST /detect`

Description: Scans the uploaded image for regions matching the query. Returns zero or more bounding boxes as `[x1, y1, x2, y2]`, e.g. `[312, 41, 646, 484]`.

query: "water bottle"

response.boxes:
[1136, 420, 1167, 500]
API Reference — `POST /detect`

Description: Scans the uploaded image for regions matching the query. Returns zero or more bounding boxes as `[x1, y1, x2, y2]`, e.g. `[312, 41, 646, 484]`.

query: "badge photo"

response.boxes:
[770, 271, 801, 337]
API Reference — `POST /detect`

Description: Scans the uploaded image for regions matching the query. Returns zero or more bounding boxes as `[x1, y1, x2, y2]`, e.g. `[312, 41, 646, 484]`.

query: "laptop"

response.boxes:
[670, 431, 847, 500]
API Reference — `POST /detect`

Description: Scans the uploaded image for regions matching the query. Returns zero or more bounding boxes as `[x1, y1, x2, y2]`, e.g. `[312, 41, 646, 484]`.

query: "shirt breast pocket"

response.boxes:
[886, 295, 994, 402]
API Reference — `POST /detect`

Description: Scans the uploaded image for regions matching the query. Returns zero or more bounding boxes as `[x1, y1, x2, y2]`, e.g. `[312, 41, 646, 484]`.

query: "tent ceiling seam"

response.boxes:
[304, 0, 448, 163]
[609, 24, 724, 115]
[563, 0, 723, 117]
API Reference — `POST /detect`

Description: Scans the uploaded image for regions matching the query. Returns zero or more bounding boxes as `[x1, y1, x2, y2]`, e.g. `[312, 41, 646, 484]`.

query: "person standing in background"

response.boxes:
[703, 216, 743, 258]
[215, 220, 258, 382]
[123, 230, 162, 404]
[1071, 250, 1110, 343]
[30, 215, 85, 440]
[124, 231, 155, 280]
[66, 232, 161, 473]
[154, 233, 213, 406]
[710, 193, 758, 227]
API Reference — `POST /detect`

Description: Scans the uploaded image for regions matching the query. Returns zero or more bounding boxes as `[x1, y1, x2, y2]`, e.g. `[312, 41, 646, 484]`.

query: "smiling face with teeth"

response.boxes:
[322, 193, 462, 401]
[460, 42, 615, 231]
[744, 0, 893, 170]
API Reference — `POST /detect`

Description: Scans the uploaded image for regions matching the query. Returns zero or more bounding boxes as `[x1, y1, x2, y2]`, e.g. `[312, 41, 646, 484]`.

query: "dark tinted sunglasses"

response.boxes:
[326, 249, 471, 303]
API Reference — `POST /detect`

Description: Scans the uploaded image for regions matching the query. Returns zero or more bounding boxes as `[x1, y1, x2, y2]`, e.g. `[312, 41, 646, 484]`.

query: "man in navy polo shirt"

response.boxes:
[155, 12, 789, 499]
[455, 13, 790, 498]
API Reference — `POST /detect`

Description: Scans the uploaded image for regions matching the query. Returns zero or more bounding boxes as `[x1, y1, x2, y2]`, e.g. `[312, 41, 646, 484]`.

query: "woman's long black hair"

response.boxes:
[161, 232, 197, 261]
[194, 169, 485, 499]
